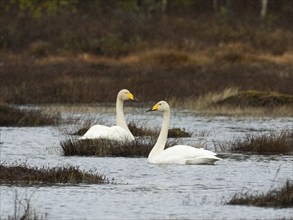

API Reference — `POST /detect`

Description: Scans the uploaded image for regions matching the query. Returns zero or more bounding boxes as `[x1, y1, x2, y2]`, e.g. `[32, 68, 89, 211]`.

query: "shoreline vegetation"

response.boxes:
[1, 88, 292, 127]
[1, 1, 292, 119]
[0, 163, 109, 185]
[227, 180, 293, 208]
[216, 129, 293, 155]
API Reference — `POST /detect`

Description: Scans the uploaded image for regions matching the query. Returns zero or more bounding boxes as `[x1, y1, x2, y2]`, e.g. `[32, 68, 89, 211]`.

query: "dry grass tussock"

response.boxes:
[171, 88, 293, 116]
[227, 180, 293, 208]
[216, 130, 293, 155]
[0, 163, 108, 185]
[0, 103, 61, 126]
[61, 137, 178, 157]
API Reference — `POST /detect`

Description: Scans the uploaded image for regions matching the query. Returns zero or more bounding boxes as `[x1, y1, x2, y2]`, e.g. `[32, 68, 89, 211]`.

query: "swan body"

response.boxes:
[147, 101, 221, 165]
[79, 89, 136, 142]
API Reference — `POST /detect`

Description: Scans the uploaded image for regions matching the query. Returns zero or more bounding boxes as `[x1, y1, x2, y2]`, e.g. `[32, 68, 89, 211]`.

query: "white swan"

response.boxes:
[79, 89, 137, 142]
[147, 101, 221, 165]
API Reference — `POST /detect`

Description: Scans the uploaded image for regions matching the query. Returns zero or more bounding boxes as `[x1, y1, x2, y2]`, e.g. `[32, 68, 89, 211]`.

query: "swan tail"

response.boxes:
[186, 155, 221, 165]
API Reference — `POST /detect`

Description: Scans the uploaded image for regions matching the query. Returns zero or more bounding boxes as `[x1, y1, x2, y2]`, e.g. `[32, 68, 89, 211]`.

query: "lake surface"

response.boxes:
[1, 106, 292, 219]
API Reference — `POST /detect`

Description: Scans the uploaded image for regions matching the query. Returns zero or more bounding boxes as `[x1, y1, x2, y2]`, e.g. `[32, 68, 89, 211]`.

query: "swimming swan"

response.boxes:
[147, 101, 221, 165]
[79, 89, 137, 142]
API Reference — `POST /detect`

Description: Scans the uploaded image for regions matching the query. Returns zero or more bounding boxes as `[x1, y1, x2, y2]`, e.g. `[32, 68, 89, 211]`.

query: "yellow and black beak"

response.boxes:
[128, 92, 139, 101]
[146, 103, 159, 112]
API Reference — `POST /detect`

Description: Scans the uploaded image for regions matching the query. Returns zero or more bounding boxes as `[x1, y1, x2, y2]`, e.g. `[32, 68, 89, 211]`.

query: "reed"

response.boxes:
[0, 163, 108, 185]
[5, 191, 48, 220]
[0, 103, 61, 126]
[227, 180, 293, 208]
[61, 137, 177, 157]
[216, 130, 293, 155]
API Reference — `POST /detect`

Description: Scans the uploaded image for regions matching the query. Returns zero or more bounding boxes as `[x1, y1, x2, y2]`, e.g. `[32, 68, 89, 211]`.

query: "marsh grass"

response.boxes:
[61, 137, 178, 157]
[71, 121, 192, 138]
[0, 163, 108, 185]
[5, 190, 48, 220]
[217, 90, 293, 107]
[0, 103, 61, 126]
[172, 88, 293, 116]
[216, 130, 293, 155]
[227, 180, 293, 208]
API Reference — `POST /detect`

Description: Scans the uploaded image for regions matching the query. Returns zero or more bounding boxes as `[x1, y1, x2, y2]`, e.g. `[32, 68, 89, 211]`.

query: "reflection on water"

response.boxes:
[0, 107, 292, 219]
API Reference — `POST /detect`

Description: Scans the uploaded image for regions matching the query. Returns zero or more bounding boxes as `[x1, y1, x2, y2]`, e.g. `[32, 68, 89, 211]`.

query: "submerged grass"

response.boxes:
[0, 163, 108, 185]
[227, 180, 293, 208]
[216, 130, 293, 155]
[0, 103, 61, 126]
[61, 137, 177, 157]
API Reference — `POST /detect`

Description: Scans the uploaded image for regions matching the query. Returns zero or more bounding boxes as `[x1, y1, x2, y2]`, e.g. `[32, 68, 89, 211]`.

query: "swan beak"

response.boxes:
[128, 93, 139, 101]
[146, 103, 159, 112]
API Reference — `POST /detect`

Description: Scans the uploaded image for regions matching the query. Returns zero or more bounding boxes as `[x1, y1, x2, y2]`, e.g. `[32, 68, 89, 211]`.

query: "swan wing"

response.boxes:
[153, 145, 221, 165]
[79, 125, 134, 142]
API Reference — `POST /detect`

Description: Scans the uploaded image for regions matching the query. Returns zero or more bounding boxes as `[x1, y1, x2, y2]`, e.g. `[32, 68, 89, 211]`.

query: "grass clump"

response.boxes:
[216, 130, 293, 155]
[61, 137, 177, 157]
[72, 122, 191, 138]
[0, 103, 61, 126]
[168, 128, 192, 138]
[0, 163, 108, 185]
[227, 180, 293, 208]
[217, 90, 293, 107]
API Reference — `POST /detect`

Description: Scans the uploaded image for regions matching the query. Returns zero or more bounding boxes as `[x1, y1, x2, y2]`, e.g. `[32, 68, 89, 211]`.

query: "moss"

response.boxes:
[227, 180, 293, 208]
[0, 163, 108, 185]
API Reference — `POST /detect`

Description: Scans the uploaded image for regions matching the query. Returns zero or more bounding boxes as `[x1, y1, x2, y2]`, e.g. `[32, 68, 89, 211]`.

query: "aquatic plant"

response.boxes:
[61, 137, 177, 157]
[168, 128, 191, 138]
[0, 163, 108, 185]
[227, 180, 293, 208]
[0, 103, 61, 126]
[216, 130, 293, 155]
[5, 190, 48, 220]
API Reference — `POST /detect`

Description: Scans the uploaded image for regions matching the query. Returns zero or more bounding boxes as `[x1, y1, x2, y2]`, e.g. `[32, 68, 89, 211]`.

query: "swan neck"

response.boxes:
[116, 97, 130, 132]
[148, 109, 170, 160]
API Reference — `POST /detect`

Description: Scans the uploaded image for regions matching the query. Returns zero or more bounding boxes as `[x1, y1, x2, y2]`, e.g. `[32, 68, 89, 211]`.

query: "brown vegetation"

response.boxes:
[61, 137, 177, 157]
[216, 130, 293, 155]
[0, 163, 108, 185]
[0, 103, 61, 126]
[0, 1, 292, 117]
[227, 180, 293, 208]
[71, 121, 191, 138]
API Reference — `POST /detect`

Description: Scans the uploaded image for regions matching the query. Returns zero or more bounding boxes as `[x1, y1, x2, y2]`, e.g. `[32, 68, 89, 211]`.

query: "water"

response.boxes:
[0, 106, 292, 219]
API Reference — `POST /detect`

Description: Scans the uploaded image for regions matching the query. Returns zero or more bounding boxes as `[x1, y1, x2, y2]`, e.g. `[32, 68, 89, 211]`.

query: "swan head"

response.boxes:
[118, 89, 138, 101]
[147, 100, 170, 112]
